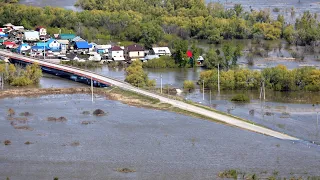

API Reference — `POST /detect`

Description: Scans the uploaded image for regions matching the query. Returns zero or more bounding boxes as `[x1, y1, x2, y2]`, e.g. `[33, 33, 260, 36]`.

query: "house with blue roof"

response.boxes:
[17, 43, 31, 52]
[74, 41, 90, 53]
[36, 39, 61, 51]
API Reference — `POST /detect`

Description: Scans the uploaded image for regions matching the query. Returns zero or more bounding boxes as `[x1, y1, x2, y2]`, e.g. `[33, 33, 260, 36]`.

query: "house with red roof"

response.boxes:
[125, 44, 145, 61]
[108, 46, 125, 61]
[3, 41, 16, 49]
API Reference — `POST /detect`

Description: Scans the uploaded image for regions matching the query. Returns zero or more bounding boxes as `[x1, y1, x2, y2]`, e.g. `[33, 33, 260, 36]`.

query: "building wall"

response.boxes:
[110, 50, 124, 59]
[129, 51, 145, 58]
[49, 41, 60, 49]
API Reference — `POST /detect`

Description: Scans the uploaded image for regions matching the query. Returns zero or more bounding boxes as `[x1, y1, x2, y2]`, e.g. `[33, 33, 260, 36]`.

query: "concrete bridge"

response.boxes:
[0, 49, 300, 141]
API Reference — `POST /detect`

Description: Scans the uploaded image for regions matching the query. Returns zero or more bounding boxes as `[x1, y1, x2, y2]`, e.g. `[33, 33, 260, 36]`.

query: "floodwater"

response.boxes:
[19, 0, 81, 11]
[185, 89, 320, 144]
[1, 94, 320, 179]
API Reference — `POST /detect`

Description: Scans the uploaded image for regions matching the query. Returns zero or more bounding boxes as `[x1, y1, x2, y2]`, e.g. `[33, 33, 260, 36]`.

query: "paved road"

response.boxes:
[0, 50, 299, 141]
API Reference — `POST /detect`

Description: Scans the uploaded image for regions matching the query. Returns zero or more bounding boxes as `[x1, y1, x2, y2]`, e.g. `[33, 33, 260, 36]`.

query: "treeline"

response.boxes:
[0, 63, 42, 86]
[1, 2, 320, 48]
[199, 65, 320, 92]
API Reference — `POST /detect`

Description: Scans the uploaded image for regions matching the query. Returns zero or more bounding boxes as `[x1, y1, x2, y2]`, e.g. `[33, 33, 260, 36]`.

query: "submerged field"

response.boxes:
[0, 93, 319, 179]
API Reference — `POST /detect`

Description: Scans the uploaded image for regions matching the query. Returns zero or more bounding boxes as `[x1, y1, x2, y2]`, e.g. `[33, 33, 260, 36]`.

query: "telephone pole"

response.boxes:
[91, 76, 94, 102]
[160, 74, 162, 94]
[217, 63, 220, 94]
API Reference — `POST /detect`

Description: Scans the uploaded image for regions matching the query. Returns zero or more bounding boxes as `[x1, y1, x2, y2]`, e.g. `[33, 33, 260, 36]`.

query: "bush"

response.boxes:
[231, 94, 250, 102]
[93, 109, 106, 116]
[10, 76, 33, 86]
[142, 56, 177, 68]
[218, 169, 238, 179]
[4, 140, 11, 145]
[183, 80, 195, 91]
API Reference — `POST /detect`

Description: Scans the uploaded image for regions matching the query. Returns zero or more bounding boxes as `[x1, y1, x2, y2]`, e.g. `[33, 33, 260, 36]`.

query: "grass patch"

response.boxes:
[14, 125, 33, 131]
[116, 168, 136, 173]
[19, 112, 33, 117]
[47, 116, 67, 122]
[24, 141, 33, 145]
[81, 111, 90, 115]
[4, 140, 11, 145]
[81, 121, 93, 125]
[218, 169, 238, 179]
[231, 94, 250, 102]
[109, 87, 160, 104]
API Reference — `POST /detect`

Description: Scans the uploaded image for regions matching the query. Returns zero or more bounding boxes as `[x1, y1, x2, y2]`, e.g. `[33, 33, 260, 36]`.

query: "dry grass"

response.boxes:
[4, 140, 11, 145]
[116, 168, 136, 173]
[24, 141, 33, 145]
[14, 125, 33, 131]
[19, 112, 33, 117]
[81, 121, 93, 125]
[47, 116, 67, 122]
[70, 141, 80, 147]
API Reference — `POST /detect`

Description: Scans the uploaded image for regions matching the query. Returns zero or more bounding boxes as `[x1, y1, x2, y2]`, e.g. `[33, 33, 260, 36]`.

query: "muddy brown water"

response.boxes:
[0, 94, 320, 179]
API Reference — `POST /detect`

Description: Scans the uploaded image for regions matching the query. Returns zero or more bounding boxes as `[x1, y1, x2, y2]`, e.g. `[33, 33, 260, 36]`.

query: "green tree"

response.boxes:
[203, 48, 223, 69]
[125, 60, 155, 88]
[234, 4, 243, 17]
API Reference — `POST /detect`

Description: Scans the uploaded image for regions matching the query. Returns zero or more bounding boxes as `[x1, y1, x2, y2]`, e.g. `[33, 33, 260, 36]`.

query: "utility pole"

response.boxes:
[160, 74, 162, 94]
[43, 39, 45, 60]
[217, 63, 220, 94]
[210, 89, 212, 107]
[202, 80, 205, 101]
[91, 76, 94, 102]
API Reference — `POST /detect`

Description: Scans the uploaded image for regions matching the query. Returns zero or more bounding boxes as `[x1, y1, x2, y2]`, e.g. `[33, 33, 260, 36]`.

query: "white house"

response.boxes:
[24, 31, 39, 41]
[152, 47, 171, 56]
[126, 44, 145, 60]
[17, 43, 31, 52]
[57, 40, 69, 53]
[47, 39, 60, 51]
[95, 44, 112, 54]
[108, 46, 125, 61]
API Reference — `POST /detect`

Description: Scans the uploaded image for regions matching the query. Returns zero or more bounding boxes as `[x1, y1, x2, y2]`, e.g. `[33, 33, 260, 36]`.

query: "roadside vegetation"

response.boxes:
[199, 65, 320, 92]
[125, 61, 155, 88]
[0, 63, 42, 86]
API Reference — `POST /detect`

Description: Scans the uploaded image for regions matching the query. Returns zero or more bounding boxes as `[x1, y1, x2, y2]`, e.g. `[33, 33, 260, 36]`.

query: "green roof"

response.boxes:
[59, 34, 76, 40]
[0, 39, 4, 43]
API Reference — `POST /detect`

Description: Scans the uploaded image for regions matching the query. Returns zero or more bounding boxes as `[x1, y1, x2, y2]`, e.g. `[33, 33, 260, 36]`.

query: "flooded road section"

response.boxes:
[186, 90, 320, 144]
[1, 94, 320, 179]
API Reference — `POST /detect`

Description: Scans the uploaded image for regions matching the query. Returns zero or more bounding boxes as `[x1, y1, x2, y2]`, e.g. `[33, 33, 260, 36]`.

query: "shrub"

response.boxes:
[142, 56, 177, 68]
[8, 108, 15, 116]
[183, 80, 195, 91]
[4, 140, 11, 145]
[273, 8, 280, 12]
[218, 169, 238, 179]
[10, 76, 33, 86]
[93, 109, 105, 116]
[231, 94, 250, 102]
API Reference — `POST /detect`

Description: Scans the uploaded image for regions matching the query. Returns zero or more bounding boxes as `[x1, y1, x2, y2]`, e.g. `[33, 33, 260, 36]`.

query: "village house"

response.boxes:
[95, 44, 111, 54]
[3, 41, 16, 49]
[57, 40, 69, 54]
[24, 31, 40, 42]
[125, 44, 145, 61]
[17, 43, 31, 53]
[74, 41, 90, 53]
[108, 46, 125, 61]
[151, 47, 171, 56]
[35, 26, 49, 40]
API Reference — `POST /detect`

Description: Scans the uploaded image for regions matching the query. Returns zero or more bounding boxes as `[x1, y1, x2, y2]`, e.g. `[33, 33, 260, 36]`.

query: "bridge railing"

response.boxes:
[0, 49, 132, 86]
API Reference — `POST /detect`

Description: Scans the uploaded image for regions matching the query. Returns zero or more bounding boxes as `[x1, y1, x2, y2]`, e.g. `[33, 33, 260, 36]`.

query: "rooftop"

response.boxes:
[126, 44, 144, 51]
